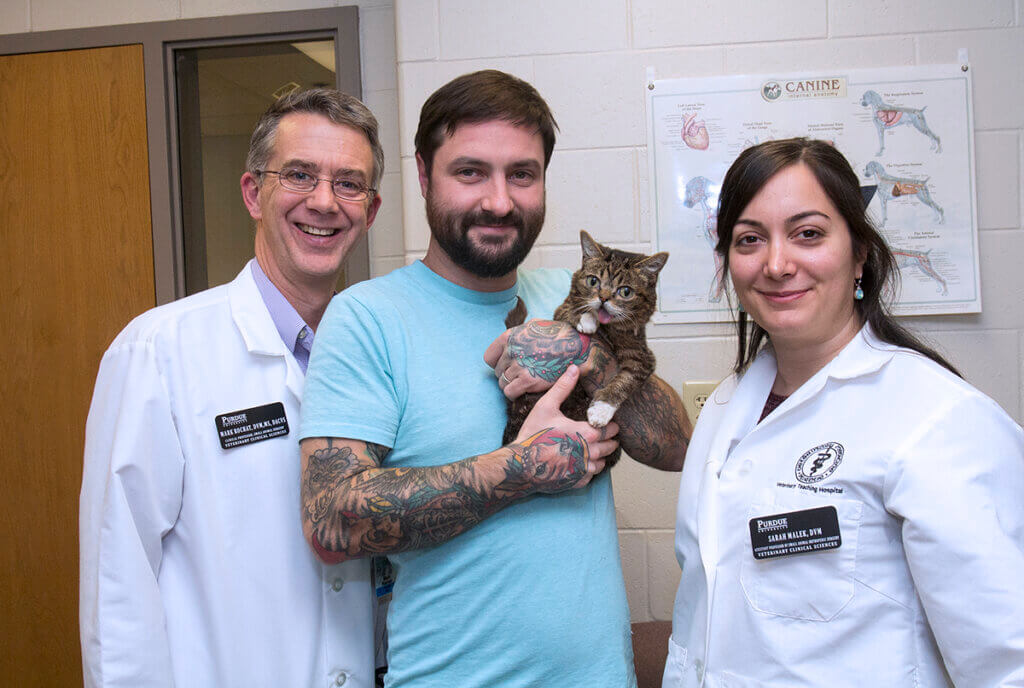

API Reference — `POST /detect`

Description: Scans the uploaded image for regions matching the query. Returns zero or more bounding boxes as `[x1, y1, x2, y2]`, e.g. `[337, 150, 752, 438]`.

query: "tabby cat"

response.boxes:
[502, 230, 668, 467]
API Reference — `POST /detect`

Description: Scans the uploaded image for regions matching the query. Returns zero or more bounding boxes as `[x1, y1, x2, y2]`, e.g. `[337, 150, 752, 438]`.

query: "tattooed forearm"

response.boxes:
[577, 341, 616, 395]
[614, 375, 691, 471]
[507, 320, 592, 382]
[503, 428, 589, 494]
[300, 430, 590, 562]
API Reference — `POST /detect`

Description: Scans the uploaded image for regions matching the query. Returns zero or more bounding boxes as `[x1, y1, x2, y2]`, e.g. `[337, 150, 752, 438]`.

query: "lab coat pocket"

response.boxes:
[739, 497, 862, 621]
[661, 634, 697, 687]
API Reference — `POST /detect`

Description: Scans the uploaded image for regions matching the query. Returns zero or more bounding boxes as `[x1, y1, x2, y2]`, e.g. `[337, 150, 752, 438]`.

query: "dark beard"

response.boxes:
[425, 195, 544, 278]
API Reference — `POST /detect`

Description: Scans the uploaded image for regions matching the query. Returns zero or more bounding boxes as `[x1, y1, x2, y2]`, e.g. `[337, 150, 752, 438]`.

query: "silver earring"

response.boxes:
[854, 278, 864, 301]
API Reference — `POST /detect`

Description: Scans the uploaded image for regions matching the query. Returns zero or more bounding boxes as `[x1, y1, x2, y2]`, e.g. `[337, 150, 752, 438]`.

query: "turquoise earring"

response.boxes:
[854, 278, 864, 301]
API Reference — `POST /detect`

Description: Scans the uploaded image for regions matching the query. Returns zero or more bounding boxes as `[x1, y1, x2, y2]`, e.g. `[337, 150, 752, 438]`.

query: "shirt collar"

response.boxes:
[249, 259, 313, 366]
[823, 323, 899, 380]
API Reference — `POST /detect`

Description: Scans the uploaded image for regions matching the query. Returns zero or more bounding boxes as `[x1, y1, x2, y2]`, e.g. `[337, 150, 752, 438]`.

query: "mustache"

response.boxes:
[460, 210, 524, 230]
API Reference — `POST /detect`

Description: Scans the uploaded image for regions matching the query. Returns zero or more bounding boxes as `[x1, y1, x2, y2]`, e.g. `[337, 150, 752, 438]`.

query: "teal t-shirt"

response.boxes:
[301, 261, 636, 688]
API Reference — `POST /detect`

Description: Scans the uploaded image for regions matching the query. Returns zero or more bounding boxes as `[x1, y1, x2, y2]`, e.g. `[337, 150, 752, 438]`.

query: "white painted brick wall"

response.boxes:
[645, 530, 679, 620]
[546, 149, 638, 245]
[368, 172, 404, 257]
[724, 36, 916, 73]
[360, 4, 399, 92]
[180, 0, 337, 20]
[0, 1, 29, 32]
[31, 0, 178, 30]
[633, 0, 827, 49]
[917, 27, 1024, 130]
[399, 156, 429, 253]
[615, 459, 679, 530]
[366, 91, 400, 166]
[975, 131, 1021, 229]
[357, 4, 406, 274]
[829, 0, 1015, 37]
[618, 530, 650, 620]
[531, 52, 656, 150]
[436, 0, 628, 60]
[394, 0, 437, 61]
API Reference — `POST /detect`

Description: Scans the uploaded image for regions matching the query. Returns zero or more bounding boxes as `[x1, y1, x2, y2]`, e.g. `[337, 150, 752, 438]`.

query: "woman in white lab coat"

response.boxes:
[663, 138, 1024, 687]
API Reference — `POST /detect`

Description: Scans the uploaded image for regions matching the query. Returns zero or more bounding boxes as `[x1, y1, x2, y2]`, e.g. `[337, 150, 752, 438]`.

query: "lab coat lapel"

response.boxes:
[696, 352, 776, 611]
[755, 326, 897, 429]
[227, 267, 305, 404]
[755, 357, 829, 431]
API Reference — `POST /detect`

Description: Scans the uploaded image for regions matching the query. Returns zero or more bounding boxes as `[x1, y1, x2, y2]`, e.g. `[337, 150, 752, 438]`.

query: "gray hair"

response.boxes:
[245, 88, 384, 190]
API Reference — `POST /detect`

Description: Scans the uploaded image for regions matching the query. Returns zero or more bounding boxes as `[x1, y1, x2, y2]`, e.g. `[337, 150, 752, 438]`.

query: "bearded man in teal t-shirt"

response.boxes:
[299, 70, 690, 688]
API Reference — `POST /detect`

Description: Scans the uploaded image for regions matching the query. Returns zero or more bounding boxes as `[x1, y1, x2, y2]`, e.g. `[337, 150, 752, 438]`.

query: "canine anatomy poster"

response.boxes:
[647, 63, 979, 322]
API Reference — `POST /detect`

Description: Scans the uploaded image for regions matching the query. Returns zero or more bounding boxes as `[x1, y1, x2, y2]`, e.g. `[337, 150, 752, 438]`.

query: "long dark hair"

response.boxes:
[715, 138, 960, 377]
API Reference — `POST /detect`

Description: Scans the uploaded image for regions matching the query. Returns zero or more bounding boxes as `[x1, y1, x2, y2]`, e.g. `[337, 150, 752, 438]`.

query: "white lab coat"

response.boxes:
[664, 326, 1024, 688]
[80, 265, 374, 688]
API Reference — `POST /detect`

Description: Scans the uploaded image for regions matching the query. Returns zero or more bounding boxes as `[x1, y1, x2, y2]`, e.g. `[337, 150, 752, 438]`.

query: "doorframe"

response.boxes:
[0, 7, 363, 305]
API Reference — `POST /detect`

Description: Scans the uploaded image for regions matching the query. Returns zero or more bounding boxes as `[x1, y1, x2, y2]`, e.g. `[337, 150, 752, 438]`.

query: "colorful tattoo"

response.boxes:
[509, 427, 589, 492]
[615, 376, 690, 471]
[302, 428, 592, 560]
[507, 320, 591, 382]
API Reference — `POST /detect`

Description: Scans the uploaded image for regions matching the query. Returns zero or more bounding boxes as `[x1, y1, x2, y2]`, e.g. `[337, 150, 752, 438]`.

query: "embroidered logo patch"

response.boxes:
[795, 442, 844, 484]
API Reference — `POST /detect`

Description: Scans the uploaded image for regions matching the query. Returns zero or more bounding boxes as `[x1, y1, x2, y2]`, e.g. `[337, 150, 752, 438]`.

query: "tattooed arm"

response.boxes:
[484, 321, 691, 471]
[587, 362, 691, 472]
[300, 365, 619, 563]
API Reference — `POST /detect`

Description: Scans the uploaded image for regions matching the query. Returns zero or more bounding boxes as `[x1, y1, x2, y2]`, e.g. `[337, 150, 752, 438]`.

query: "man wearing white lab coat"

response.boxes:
[79, 89, 384, 688]
[664, 326, 1024, 687]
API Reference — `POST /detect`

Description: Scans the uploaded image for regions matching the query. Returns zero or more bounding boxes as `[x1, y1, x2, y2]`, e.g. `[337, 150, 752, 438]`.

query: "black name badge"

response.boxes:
[215, 402, 289, 450]
[749, 505, 841, 560]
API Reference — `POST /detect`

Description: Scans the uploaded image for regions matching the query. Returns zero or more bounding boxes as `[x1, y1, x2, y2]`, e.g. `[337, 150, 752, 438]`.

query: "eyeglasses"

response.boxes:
[258, 168, 376, 202]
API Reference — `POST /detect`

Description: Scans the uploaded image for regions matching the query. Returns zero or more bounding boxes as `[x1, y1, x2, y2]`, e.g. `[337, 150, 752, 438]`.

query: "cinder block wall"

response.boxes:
[391, 0, 1024, 623]
[9, 0, 1020, 626]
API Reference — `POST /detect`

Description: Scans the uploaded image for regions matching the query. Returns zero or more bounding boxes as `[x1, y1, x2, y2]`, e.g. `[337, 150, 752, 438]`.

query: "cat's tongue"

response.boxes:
[597, 307, 613, 324]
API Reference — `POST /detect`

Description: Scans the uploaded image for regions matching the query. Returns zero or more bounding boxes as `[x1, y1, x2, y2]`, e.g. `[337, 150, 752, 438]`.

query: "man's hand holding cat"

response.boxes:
[485, 319, 619, 400]
[510, 364, 619, 489]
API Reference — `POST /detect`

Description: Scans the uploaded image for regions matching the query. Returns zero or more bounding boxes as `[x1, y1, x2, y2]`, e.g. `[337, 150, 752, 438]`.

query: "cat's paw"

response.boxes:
[587, 400, 617, 427]
[577, 312, 598, 334]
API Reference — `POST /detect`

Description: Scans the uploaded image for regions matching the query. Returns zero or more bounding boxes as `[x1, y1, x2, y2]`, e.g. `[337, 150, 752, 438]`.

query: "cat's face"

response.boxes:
[569, 232, 668, 328]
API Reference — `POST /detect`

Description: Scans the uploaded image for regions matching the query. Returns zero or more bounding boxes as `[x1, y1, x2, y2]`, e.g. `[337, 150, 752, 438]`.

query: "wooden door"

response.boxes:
[0, 45, 154, 685]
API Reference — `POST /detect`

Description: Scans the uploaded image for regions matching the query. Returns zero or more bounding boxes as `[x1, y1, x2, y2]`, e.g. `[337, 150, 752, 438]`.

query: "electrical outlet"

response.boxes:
[681, 381, 719, 421]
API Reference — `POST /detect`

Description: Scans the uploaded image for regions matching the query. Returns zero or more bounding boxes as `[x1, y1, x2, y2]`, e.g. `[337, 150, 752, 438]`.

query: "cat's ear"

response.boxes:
[579, 230, 605, 260]
[638, 252, 669, 275]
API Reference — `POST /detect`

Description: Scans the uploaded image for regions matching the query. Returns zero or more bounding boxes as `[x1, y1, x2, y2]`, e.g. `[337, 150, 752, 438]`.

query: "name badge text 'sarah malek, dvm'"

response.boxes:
[749, 506, 841, 560]
[215, 402, 289, 450]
